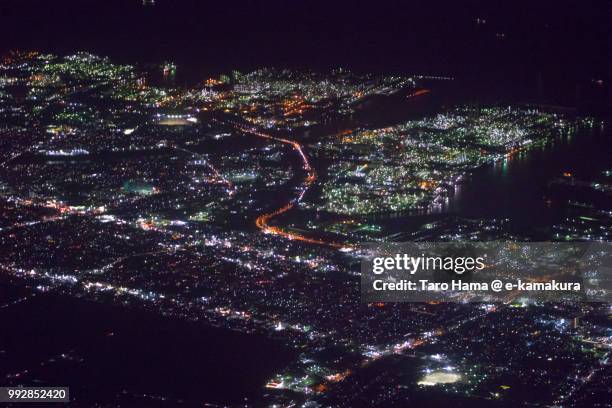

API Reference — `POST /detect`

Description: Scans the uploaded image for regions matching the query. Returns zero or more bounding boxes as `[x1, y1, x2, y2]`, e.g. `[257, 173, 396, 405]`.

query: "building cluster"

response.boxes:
[0, 51, 609, 407]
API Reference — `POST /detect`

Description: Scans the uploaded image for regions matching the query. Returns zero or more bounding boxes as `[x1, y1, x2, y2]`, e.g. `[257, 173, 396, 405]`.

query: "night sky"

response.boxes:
[1, 0, 611, 97]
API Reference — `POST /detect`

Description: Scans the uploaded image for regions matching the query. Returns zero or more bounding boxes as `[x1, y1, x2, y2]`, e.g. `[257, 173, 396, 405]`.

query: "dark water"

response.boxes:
[319, 118, 611, 239]
[446, 122, 611, 233]
[0, 279, 295, 407]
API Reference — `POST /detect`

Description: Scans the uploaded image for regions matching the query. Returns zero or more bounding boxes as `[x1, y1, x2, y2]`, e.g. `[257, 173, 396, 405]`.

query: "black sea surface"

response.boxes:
[0, 279, 295, 407]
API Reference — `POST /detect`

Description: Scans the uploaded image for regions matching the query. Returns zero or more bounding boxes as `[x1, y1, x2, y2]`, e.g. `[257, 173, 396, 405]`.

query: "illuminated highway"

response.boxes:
[217, 87, 431, 249]
[226, 121, 345, 248]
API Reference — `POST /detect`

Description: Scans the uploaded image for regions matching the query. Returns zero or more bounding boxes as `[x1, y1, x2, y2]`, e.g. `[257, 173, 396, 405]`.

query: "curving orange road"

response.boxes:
[223, 120, 345, 248]
[406, 88, 430, 98]
[220, 87, 430, 249]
